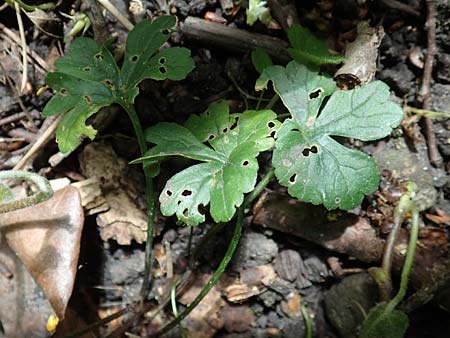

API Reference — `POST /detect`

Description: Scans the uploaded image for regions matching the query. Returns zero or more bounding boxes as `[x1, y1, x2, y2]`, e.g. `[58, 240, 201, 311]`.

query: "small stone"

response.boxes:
[274, 250, 304, 282]
[379, 63, 415, 96]
[281, 316, 306, 338]
[304, 256, 330, 283]
[324, 273, 378, 338]
[258, 289, 282, 308]
[221, 305, 256, 333]
[240, 265, 277, 287]
[232, 231, 278, 270]
[374, 137, 438, 211]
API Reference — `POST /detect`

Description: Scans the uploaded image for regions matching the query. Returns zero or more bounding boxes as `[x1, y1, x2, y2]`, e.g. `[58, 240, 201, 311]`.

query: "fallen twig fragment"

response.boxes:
[181, 17, 290, 63]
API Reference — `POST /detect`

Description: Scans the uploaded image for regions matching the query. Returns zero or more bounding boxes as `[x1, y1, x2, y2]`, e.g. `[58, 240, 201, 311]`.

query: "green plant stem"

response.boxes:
[156, 169, 275, 336]
[379, 190, 413, 301]
[265, 94, 279, 110]
[228, 73, 271, 101]
[0, 170, 53, 214]
[157, 206, 243, 336]
[58, 305, 138, 338]
[255, 90, 265, 110]
[171, 281, 188, 338]
[386, 200, 419, 311]
[121, 103, 155, 300]
[301, 304, 313, 338]
[187, 226, 194, 258]
[403, 105, 449, 119]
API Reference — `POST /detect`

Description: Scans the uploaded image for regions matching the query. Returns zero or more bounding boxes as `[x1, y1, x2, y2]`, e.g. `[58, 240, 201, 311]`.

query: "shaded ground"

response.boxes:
[1, 0, 450, 337]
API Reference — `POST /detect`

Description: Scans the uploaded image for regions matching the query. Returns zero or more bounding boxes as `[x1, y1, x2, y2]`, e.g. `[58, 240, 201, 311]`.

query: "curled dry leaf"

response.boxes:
[0, 186, 84, 320]
[224, 265, 277, 303]
[223, 283, 262, 303]
[79, 142, 148, 245]
[334, 21, 385, 88]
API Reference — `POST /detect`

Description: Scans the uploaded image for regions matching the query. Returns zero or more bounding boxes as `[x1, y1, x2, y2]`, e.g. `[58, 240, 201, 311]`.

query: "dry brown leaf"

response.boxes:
[179, 273, 225, 338]
[223, 282, 262, 303]
[223, 265, 277, 303]
[425, 212, 450, 225]
[334, 21, 385, 88]
[240, 264, 277, 287]
[72, 178, 108, 215]
[1, 186, 84, 320]
[0, 241, 55, 337]
[79, 142, 148, 245]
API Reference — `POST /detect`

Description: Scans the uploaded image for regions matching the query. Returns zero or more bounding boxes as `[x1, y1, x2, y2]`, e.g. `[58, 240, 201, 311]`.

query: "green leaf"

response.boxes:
[359, 303, 409, 338]
[136, 101, 280, 225]
[251, 48, 273, 74]
[256, 62, 403, 210]
[43, 16, 195, 154]
[287, 25, 344, 65]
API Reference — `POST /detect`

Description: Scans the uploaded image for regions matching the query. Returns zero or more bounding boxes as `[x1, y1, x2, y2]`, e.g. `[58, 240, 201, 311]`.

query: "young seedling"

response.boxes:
[359, 182, 419, 338]
[43, 16, 194, 154]
[42, 15, 195, 299]
[133, 59, 403, 335]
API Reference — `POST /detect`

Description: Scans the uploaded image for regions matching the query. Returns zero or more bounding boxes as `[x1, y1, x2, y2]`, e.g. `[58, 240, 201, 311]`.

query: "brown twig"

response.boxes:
[13, 0, 28, 94]
[181, 17, 290, 63]
[419, 0, 443, 168]
[0, 112, 27, 127]
[80, 0, 109, 45]
[13, 114, 61, 170]
[0, 63, 36, 132]
[0, 23, 51, 74]
[97, 0, 134, 31]
[379, 0, 421, 17]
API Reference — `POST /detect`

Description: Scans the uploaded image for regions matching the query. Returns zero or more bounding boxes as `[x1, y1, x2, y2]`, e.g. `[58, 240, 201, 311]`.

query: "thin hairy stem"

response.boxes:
[121, 103, 155, 300]
[0, 170, 53, 214]
[156, 169, 275, 336]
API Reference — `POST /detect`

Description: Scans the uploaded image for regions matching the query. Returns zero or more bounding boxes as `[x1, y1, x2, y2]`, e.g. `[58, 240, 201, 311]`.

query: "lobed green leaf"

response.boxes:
[258, 62, 403, 210]
[136, 101, 280, 225]
[43, 16, 195, 154]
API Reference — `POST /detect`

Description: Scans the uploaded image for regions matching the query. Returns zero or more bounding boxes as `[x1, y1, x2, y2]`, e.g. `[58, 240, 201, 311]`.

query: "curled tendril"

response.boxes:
[0, 170, 53, 214]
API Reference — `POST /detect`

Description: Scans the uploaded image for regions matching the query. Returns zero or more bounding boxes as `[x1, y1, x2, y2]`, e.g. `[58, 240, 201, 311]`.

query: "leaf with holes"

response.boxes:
[134, 101, 280, 225]
[43, 16, 194, 154]
[256, 62, 403, 210]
